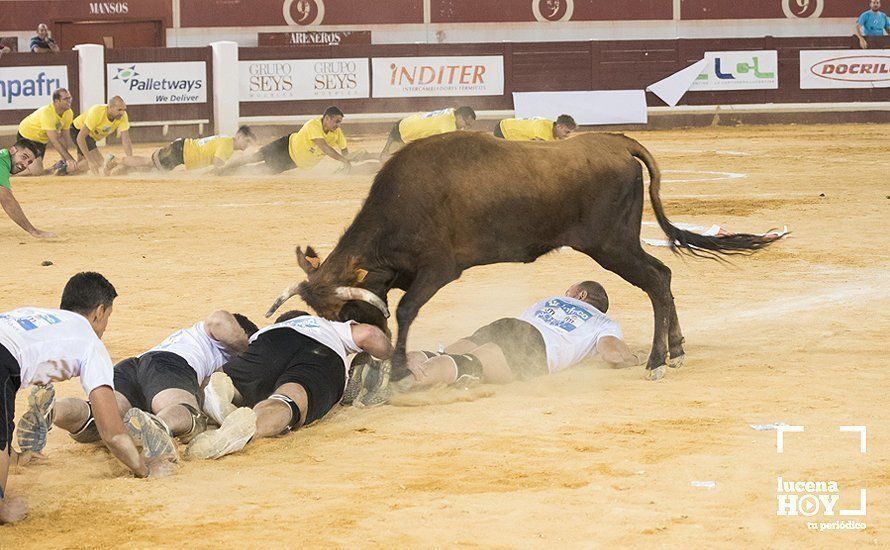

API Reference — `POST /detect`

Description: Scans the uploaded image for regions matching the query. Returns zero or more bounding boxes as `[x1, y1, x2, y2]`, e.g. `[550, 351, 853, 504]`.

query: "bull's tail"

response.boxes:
[625, 137, 783, 258]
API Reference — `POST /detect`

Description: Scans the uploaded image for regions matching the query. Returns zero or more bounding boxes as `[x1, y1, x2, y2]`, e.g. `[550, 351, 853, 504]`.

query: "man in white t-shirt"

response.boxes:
[185, 309, 392, 460]
[42, 311, 258, 454]
[0, 272, 160, 525]
[395, 281, 641, 391]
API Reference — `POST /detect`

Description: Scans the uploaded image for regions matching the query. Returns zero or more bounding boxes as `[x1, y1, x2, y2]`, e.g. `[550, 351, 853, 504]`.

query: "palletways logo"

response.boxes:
[112, 65, 203, 93]
[809, 55, 890, 83]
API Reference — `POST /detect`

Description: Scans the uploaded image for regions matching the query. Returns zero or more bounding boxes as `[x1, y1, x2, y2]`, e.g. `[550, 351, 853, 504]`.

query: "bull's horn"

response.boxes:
[335, 287, 390, 318]
[266, 282, 300, 318]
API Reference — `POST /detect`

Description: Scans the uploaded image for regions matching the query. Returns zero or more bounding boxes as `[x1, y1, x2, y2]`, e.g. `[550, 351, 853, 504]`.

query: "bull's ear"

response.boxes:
[355, 268, 368, 283]
[296, 246, 321, 274]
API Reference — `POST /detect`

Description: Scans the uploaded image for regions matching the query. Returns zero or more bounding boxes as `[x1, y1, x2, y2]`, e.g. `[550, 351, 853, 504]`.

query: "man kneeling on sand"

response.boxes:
[185, 310, 392, 459]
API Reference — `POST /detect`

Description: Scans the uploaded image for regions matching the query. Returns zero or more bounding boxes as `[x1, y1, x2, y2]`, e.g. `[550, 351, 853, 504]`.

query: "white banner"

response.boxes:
[0, 66, 69, 110]
[107, 61, 206, 105]
[690, 51, 778, 91]
[372, 56, 504, 98]
[800, 50, 890, 89]
[239, 58, 369, 102]
[513, 90, 648, 126]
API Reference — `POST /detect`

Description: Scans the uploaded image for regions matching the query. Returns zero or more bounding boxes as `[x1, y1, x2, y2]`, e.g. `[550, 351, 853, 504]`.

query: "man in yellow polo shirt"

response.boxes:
[70, 96, 133, 175]
[379, 106, 476, 158]
[106, 126, 256, 175]
[228, 107, 352, 174]
[494, 114, 577, 141]
[16, 88, 77, 176]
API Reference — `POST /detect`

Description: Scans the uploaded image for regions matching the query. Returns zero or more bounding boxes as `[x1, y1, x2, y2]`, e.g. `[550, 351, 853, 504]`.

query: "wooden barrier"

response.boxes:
[238, 35, 890, 119]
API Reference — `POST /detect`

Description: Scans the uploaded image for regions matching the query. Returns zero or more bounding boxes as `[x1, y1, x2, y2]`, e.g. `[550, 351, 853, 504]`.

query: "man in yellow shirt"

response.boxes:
[70, 96, 133, 175]
[16, 88, 77, 176]
[494, 114, 577, 141]
[228, 107, 352, 174]
[379, 106, 476, 158]
[107, 126, 256, 175]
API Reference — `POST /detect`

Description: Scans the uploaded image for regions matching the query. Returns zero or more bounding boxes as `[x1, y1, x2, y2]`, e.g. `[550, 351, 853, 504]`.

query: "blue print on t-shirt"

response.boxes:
[284, 317, 319, 329]
[534, 299, 593, 332]
[1, 313, 62, 331]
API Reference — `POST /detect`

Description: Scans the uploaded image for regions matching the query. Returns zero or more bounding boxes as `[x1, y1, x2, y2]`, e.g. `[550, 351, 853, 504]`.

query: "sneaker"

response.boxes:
[102, 154, 118, 176]
[124, 408, 178, 461]
[356, 359, 392, 408]
[451, 374, 481, 390]
[51, 160, 68, 176]
[342, 353, 374, 405]
[17, 384, 56, 453]
[185, 407, 257, 460]
[203, 372, 237, 426]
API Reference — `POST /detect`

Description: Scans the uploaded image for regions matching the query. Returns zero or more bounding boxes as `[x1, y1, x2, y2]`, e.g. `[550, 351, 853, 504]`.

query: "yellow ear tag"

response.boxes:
[306, 256, 321, 269]
[355, 268, 368, 283]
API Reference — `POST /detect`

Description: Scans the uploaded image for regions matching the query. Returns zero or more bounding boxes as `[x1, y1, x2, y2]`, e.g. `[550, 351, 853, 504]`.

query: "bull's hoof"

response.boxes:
[645, 365, 667, 381]
[669, 354, 686, 369]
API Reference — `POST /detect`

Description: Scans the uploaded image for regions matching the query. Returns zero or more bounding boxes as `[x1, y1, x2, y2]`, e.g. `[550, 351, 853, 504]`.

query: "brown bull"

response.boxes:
[267, 132, 778, 380]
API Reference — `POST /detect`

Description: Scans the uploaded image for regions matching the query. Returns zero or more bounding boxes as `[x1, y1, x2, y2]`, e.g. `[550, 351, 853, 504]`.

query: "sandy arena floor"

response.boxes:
[1, 124, 887, 547]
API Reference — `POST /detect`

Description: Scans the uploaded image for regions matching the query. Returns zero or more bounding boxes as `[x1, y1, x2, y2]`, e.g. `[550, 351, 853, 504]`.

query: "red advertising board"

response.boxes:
[681, 0, 866, 20]
[0, 0, 172, 31]
[430, 0, 673, 23]
[180, 0, 422, 27]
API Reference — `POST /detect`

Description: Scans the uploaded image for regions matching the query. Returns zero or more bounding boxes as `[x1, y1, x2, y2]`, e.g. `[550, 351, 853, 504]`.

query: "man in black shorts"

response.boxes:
[185, 309, 392, 459]
[378, 281, 640, 394]
[222, 106, 355, 175]
[41, 311, 257, 458]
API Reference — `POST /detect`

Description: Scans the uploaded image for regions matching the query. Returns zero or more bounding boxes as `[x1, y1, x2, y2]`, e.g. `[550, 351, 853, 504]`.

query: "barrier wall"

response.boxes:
[0, 1, 871, 47]
[0, 51, 79, 127]
[237, 34, 890, 119]
[105, 47, 214, 131]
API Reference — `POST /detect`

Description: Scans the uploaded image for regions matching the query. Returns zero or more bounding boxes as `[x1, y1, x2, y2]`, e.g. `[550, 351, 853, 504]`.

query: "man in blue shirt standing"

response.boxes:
[856, 0, 889, 48]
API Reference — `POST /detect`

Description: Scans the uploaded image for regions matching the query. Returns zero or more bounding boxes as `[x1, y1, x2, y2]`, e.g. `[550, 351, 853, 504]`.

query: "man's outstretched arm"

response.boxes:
[0, 187, 54, 238]
[596, 336, 643, 368]
[90, 386, 149, 477]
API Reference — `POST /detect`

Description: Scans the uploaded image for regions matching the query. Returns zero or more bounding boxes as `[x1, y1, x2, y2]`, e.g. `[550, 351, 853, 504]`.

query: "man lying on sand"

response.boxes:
[346, 281, 641, 406]
[184, 310, 392, 460]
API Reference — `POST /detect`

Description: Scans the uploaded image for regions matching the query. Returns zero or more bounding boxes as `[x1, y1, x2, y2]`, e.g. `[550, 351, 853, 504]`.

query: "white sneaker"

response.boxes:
[185, 407, 256, 460]
[203, 372, 237, 425]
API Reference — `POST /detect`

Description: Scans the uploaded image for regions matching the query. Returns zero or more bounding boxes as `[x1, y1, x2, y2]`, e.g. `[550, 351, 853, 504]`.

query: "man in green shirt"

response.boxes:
[0, 142, 55, 238]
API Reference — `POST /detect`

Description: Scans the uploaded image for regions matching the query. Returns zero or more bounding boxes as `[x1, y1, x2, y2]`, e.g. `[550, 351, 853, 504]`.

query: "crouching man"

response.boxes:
[186, 310, 392, 459]
[40, 311, 258, 458]
[0, 273, 160, 524]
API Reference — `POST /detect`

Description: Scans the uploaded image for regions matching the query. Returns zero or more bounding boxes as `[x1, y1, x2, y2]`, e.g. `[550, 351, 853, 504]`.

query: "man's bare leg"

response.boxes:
[151, 388, 206, 442]
[52, 393, 131, 436]
[253, 382, 308, 437]
[407, 342, 514, 388]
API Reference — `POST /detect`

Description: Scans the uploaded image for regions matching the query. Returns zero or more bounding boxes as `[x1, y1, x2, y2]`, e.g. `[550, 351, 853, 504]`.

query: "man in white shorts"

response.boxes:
[185, 309, 392, 460]
[387, 281, 641, 391]
[0, 273, 160, 525]
[35, 311, 259, 457]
